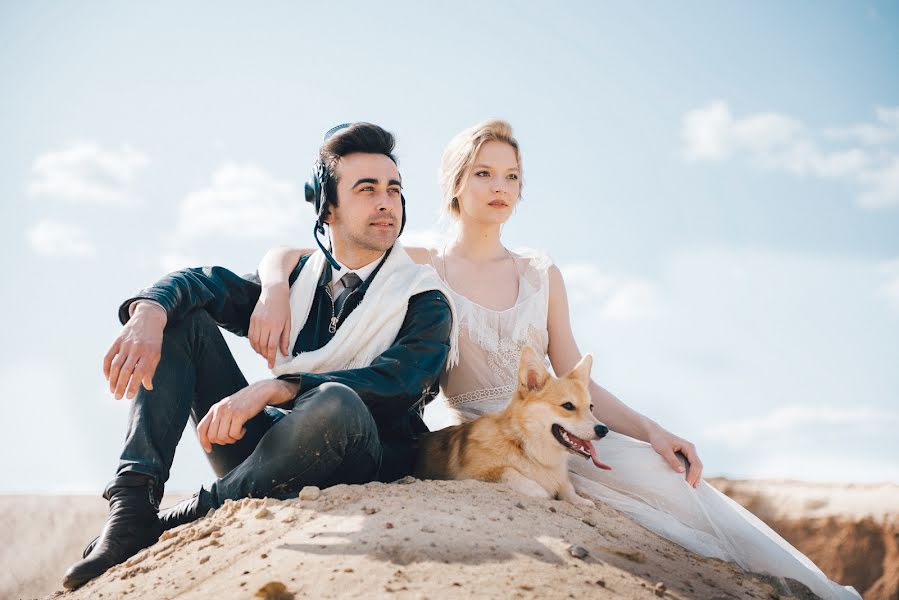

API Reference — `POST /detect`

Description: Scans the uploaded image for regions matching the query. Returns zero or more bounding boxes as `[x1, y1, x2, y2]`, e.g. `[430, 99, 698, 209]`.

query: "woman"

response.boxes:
[251, 120, 858, 600]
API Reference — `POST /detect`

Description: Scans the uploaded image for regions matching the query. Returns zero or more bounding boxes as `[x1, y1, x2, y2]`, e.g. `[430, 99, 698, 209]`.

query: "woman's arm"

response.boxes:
[546, 265, 704, 486]
[249, 246, 312, 368]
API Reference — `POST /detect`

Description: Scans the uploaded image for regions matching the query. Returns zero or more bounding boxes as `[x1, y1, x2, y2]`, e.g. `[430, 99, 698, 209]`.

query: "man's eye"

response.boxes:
[561, 402, 576, 411]
[361, 186, 375, 192]
[388, 188, 401, 195]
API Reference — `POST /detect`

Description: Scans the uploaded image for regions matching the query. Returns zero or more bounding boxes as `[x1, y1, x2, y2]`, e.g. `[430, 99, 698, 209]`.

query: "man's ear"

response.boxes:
[566, 353, 593, 384]
[517, 346, 549, 392]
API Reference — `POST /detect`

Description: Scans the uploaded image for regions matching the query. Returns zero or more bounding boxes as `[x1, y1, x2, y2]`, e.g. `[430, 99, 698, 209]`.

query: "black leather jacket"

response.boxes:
[118, 251, 453, 475]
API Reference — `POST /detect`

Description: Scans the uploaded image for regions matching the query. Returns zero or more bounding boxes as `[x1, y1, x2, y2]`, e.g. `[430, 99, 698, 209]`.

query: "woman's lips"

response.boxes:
[488, 201, 508, 207]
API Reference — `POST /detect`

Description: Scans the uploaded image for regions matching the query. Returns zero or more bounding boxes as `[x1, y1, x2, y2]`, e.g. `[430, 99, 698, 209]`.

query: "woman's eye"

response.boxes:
[562, 402, 576, 411]
[507, 174, 519, 180]
[475, 170, 489, 177]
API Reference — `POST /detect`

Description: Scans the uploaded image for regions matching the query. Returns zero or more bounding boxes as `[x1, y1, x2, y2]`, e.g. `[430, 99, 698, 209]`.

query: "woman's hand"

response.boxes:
[249, 282, 292, 369]
[647, 425, 704, 488]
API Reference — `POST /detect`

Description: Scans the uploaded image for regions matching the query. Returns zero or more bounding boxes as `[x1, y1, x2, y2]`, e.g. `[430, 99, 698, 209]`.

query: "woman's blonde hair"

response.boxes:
[439, 119, 522, 218]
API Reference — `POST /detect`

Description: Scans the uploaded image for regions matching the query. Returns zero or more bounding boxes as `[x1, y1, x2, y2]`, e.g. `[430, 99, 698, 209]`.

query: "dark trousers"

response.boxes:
[116, 309, 383, 506]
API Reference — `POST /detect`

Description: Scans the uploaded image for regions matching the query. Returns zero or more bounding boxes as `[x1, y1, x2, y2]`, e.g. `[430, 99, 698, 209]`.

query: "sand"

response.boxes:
[4, 478, 836, 600]
[6, 477, 896, 599]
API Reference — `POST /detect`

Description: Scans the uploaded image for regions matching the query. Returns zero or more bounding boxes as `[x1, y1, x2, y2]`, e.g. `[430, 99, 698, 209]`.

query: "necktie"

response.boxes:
[331, 272, 362, 332]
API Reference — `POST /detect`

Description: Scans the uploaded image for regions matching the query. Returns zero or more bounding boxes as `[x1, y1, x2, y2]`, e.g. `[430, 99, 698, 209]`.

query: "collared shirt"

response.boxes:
[328, 253, 385, 296]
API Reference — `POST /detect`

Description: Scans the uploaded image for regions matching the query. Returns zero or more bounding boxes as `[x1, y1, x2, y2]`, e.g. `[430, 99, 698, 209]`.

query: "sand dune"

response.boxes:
[3, 478, 857, 600]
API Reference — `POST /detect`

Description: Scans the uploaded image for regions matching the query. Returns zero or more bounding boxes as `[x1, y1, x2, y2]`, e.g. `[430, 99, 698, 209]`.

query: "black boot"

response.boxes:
[79, 488, 216, 559]
[63, 474, 162, 590]
[158, 487, 215, 530]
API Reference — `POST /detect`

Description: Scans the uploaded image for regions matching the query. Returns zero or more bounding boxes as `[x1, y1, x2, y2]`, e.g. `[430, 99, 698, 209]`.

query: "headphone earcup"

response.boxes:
[399, 194, 407, 235]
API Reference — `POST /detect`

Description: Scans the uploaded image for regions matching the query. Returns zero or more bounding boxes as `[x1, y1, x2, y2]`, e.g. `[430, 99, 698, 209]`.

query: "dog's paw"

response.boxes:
[572, 495, 595, 508]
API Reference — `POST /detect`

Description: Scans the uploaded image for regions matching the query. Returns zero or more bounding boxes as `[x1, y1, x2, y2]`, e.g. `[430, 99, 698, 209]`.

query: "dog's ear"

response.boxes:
[566, 353, 593, 383]
[518, 346, 549, 392]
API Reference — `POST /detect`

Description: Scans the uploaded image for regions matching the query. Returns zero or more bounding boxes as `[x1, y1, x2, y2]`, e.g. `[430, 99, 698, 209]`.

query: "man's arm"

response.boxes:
[277, 290, 452, 421]
[119, 266, 263, 336]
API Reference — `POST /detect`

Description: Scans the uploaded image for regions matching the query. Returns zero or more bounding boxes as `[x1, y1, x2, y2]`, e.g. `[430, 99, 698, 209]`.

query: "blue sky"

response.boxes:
[1, 1, 897, 492]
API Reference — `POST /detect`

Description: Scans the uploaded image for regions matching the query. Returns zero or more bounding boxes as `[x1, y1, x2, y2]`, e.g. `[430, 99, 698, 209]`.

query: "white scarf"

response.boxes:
[272, 242, 459, 376]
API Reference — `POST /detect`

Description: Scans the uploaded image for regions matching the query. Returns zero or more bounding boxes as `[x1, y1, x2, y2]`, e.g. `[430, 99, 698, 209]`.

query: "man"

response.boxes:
[63, 123, 455, 589]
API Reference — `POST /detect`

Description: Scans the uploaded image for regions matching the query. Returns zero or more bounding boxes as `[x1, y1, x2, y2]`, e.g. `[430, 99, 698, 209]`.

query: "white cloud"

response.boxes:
[28, 141, 149, 205]
[177, 162, 310, 239]
[560, 263, 662, 321]
[683, 100, 802, 161]
[824, 105, 899, 145]
[683, 102, 899, 208]
[27, 219, 97, 258]
[704, 405, 899, 450]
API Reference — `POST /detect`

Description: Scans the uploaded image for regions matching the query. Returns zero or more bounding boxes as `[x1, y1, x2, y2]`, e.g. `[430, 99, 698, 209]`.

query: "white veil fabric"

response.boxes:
[422, 248, 860, 600]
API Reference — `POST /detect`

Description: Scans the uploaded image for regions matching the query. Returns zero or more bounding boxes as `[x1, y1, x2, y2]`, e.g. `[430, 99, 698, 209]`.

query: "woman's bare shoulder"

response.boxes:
[404, 246, 436, 266]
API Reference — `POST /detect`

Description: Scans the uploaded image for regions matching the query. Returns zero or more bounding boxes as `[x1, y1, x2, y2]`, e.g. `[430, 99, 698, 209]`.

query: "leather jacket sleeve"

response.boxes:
[118, 266, 261, 337]
[277, 289, 452, 422]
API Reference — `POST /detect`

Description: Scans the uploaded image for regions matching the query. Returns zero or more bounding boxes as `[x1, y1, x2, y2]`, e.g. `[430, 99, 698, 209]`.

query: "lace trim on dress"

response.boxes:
[445, 384, 517, 408]
[436, 247, 553, 355]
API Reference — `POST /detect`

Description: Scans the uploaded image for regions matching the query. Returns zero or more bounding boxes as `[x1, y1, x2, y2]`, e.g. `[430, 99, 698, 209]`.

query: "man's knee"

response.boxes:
[309, 383, 365, 418]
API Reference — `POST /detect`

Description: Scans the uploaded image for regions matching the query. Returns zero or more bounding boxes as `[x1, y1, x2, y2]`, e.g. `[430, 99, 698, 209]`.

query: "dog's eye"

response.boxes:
[561, 402, 576, 411]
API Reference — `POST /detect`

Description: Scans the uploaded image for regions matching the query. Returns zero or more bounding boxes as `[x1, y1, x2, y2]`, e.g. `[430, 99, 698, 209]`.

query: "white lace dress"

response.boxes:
[422, 249, 860, 600]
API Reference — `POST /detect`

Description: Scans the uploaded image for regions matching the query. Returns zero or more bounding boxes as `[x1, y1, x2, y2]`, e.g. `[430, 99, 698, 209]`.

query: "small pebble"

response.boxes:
[255, 507, 271, 519]
[568, 545, 589, 559]
[596, 579, 606, 587]
[654, 582, 667, 596]
[581, 516, 596, 527]
[514, 501, 525, 509]
[299, 486, 321, 500]
[385, 522, 395, 529]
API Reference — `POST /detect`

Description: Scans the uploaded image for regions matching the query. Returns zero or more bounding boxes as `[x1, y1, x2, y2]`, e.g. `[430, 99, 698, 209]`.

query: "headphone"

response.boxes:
[304, 123, 407, 271]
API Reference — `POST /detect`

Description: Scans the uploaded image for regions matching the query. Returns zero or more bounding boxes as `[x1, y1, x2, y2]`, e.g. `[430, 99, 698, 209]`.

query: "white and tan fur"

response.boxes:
[415, 346, 607, 506]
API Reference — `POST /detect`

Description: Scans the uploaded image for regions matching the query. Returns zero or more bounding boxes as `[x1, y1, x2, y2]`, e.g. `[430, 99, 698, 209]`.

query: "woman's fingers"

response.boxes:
[684, 445, 703, 487]
[660, 446, 685, 474]
[279, 317, 291, 357]
[265, 329, 278, 369]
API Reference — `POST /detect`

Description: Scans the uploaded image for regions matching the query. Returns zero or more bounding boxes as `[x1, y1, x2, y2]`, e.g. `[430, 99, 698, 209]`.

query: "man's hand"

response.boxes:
[249, 282, 292, 369]
[104, 301, 167, 400]
[197, 380, 298, 453]
[647, 425, 704, 488]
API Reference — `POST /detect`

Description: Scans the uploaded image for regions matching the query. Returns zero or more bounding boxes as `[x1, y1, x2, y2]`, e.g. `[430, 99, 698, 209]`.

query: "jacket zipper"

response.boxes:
[324, 286, 360, 334]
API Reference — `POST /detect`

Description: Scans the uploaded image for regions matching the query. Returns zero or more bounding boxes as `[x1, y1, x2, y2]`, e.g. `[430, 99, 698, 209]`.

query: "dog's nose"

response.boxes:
[594, 424, 609, 438]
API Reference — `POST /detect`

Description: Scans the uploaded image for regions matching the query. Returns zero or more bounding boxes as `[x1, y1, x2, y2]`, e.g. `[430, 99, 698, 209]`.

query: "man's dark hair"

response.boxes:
[320, 122, 398, 212]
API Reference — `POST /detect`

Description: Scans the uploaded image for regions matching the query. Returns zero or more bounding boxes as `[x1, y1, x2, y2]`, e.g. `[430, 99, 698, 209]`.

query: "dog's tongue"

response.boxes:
[569, 432, 612, 470]
[584, 440, 612, 470]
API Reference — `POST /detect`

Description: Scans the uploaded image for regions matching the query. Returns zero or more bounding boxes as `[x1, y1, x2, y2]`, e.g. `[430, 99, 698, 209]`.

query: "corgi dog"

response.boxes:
[414, 346, 611, 506]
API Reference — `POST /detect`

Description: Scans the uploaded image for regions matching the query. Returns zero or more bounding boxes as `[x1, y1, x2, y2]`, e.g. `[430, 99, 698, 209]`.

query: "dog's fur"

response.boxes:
[414, 346, 610, 505]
